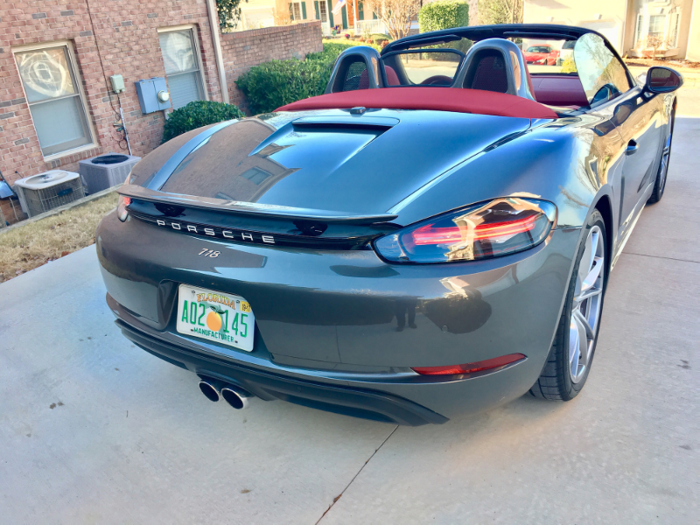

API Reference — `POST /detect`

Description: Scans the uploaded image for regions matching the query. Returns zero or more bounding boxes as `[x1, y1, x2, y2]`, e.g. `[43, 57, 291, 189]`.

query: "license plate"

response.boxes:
[176, 285, 255, 352]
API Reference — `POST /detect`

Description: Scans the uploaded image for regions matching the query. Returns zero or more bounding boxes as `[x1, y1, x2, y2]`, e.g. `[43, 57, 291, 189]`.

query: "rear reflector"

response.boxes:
[411, 353, 526, 376]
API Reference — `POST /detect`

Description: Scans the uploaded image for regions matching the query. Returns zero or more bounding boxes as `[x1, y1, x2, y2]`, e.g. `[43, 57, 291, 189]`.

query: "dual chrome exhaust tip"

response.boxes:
[198, 378, 251, 410]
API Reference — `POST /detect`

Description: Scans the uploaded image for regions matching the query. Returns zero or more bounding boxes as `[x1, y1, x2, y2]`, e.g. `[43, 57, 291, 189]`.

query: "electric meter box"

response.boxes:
[135, 77, 170, 114]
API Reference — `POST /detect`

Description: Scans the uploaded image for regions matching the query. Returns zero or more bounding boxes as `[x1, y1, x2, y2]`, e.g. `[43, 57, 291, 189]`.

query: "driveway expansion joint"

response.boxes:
[315, 425, 399, 524]
[622, 251, 700, 265]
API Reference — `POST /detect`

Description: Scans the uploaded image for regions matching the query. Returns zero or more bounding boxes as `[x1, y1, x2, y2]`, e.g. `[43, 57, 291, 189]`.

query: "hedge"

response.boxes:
[418, 1, 471, 56]
[418, 0, 470, 33]
[236, 42, 381, 115]
[162, 100, 244, 142]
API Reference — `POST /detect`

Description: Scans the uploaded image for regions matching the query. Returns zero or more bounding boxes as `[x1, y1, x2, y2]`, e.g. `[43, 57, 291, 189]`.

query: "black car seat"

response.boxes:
[458, 38, 537, 101]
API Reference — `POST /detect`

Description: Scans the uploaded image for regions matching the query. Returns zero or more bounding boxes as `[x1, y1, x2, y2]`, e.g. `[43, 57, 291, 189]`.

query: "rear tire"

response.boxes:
[647, 109, 675, 205]
[530, 210, 607, 401]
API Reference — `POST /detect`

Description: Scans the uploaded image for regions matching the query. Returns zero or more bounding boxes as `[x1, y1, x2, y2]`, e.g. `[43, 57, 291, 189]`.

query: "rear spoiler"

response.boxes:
[119, 185, 399, 225]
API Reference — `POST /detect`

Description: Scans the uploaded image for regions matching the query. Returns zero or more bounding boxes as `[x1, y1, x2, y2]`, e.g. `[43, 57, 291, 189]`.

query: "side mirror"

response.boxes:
[645, 66, 683, 94]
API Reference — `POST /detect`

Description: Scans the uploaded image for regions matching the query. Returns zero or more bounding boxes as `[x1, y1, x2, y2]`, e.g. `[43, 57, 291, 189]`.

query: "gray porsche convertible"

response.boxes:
[97, 24, 682, 425]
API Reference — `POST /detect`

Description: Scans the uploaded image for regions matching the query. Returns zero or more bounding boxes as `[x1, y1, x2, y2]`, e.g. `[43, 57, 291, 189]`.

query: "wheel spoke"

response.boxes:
[569, 320, 580, 377]
[581, 255, 603, 292]
[573, 309, 595, 341]
[574, 286, 603, 305]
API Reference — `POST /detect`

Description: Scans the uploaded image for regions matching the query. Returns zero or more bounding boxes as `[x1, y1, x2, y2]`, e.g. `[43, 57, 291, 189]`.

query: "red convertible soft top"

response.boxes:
[276, 87, 559, 119]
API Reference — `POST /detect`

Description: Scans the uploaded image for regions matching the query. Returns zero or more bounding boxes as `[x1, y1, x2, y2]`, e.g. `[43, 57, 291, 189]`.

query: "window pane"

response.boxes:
[574, 33, 630, 104]
[168, 71, 203, 109]
[670, 14, 680, 47]
[30, 96, 91, 155]
[293, 3, 302, 20]
[635, 15, 644, 45]
[16, 48, 76, 103]
[241, 167, 271, 185]
[648, 15, 665, 38]
[159, 30, 197, 74]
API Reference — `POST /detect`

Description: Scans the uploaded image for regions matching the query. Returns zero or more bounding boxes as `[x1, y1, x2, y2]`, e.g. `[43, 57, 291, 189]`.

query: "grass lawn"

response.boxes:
[0, 192, 118, 283]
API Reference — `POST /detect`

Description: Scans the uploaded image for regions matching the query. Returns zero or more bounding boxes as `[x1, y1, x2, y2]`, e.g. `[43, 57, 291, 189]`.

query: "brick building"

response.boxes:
[0, 0, 321, 224]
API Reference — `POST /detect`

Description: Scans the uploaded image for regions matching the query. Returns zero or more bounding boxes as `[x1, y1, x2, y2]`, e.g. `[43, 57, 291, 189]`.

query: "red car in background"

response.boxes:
[523, 45, 559, 65]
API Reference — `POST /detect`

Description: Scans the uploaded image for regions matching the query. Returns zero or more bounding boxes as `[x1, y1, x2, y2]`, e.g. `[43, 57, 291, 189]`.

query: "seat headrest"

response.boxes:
[460, 38, 536, 101]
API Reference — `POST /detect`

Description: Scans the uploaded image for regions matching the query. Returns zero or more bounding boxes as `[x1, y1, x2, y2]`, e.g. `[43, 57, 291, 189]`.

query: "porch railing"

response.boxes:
[355, 19, 387, 36]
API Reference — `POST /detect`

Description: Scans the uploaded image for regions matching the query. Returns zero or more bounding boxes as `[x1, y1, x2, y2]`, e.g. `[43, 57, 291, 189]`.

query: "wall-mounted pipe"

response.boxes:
[205, 0, 230, 104]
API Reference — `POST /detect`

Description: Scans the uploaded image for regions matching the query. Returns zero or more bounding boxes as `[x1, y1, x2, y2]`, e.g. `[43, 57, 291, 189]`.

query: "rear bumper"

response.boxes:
[117, 317, 447, 426]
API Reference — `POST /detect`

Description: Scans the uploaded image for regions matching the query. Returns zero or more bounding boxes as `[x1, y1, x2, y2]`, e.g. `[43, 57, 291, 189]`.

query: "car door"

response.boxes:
[609, 88, 665, 236]
[574, 33, 662, 243]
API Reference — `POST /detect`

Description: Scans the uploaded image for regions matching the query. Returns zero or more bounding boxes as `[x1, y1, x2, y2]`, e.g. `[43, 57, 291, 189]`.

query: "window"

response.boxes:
[14, 43, 94, 157]
[574, 33, 631, 105]
[158, 28, 206, 110]
[669, 12, 681, 48]
[318, 1, 328, 23]
[634, 14, 644, 46]
[290, 1, 307, 20]
[241, 167, 271, 185]
[648, 15, 666, 39]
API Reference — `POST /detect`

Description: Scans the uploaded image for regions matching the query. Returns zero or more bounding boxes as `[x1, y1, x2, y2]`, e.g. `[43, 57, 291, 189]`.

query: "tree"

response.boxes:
[216, 0, 248, 31]
[477, 0, 522, 25]
[363, 0, 421, 41]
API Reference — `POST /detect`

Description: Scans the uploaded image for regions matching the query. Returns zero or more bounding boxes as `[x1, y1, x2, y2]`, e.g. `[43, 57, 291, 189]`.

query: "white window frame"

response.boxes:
[157, 25, 208, 109]
[634, 13, 644, 47]
[668, 11, 681, 48]
[290, 1, 304, 21]
[12, 40, 97, 162]
[647, 14, 666, 40]
[319, 1, 328, 23]
[634, 6, 683, 51]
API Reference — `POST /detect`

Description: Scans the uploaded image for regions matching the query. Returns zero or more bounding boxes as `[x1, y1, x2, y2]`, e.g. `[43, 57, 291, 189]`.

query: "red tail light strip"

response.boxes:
[412, 353, 526, 376]
[412, 215, 539, 246]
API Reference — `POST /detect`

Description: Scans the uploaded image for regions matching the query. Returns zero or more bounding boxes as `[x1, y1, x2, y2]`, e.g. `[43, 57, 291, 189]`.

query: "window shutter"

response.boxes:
[302, 2, 307, 19]
[327, 0, 334, 26]
[315, 1, 320, 19]
[341, 5, 348, 29]
[358, 1, 363, 20]
[289, 2, 293, 18]
[373, 10, 377, 20]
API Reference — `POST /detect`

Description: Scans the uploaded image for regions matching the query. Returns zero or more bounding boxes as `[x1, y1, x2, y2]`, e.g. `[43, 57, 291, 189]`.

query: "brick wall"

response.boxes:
[220, 21, 323, 110]
[0, 3, 323, 225]
[0, 0, 225, 223]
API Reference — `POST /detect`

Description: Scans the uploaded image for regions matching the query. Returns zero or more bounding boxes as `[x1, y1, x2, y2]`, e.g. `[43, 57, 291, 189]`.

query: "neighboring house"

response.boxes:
[0, 1, 320, 224]
[524, 0, 700, 60]
[238, 0, 278, 30]
[240, 0, 384, 34]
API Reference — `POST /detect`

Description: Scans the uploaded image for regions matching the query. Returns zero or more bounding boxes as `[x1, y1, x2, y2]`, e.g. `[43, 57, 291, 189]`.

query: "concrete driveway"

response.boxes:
[1, 119, 699, 525]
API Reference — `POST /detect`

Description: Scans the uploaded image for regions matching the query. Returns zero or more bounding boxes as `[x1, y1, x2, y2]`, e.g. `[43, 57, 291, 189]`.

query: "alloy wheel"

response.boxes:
[658, 113, 674, 195]
[569, 225, 605, 384]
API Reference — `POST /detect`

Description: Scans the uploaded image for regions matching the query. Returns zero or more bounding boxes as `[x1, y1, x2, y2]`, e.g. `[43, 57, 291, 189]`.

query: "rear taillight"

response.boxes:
[373, 197, 556, 264]
[412, 353, 526, 376]
[117, 195, 131, 222]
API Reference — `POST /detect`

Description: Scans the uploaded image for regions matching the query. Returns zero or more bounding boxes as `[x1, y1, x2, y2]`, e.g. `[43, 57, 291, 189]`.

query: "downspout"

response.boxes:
[206, 0, 230, 104]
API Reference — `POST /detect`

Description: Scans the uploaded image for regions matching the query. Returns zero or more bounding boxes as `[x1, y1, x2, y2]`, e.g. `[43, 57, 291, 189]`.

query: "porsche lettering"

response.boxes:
[155, 219, 275, 244]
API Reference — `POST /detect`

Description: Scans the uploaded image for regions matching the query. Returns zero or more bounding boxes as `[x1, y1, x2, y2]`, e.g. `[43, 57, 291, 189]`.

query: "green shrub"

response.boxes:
[236, 42, 381, 115]
[418, 0, 471, 55]
[561, 56, 577, 73]
[370, 33, 390, 45]
[419, 0, 469, 32]
[162, 100, 244, 142]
